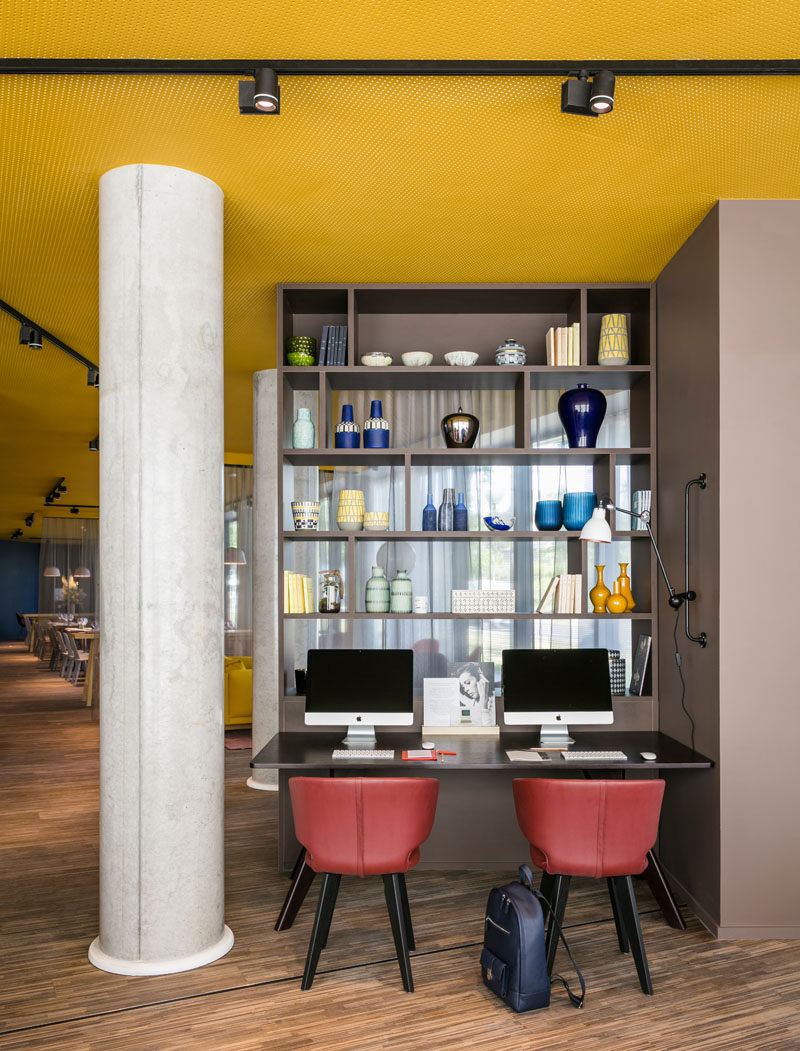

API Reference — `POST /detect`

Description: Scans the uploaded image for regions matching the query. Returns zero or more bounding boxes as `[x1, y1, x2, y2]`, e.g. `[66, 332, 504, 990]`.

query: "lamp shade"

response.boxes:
[224, 547, 247, 565]
[43, 565, 61, 577]
[73, 566, 92, 578]
[579, 507, 612, 543]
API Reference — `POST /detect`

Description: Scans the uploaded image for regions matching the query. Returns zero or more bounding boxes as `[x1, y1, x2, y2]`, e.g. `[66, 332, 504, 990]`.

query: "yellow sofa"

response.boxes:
[224, 656, 253, 728]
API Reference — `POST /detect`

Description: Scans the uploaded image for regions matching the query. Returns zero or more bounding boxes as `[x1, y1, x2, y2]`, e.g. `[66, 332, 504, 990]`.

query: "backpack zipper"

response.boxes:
[485, 915, 511, 935]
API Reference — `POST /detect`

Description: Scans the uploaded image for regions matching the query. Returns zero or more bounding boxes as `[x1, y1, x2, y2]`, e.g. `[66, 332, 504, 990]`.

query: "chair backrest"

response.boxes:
[289, 777, 439, 876]
[513, 778, 665, 878]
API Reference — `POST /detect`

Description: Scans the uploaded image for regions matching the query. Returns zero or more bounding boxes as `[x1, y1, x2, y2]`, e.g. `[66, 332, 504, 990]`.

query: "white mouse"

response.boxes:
[640, 751, 657, 762]
[421, 741, 436, 749]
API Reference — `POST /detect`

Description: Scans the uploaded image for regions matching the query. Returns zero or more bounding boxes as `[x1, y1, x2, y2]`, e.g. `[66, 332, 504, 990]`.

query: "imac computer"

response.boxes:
[502, 648, 613, 746]
[304, 648, 414, 747]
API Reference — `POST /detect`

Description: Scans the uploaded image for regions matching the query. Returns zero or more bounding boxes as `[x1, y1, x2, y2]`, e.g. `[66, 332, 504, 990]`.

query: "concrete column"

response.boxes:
[90, 164, 232, 975]
[249, 370, 280, 789]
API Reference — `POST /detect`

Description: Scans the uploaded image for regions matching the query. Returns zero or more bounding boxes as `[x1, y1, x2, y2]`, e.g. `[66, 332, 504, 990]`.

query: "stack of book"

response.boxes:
[318, 325, 348, 366]
[545, 323, 580, 366]
[283, 571, 314, 613]
[536, 574, 583, 614]
[632, 489, 651, 529]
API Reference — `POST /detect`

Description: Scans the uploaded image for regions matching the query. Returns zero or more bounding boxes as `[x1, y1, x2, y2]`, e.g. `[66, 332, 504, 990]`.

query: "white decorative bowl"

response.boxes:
[444, 351, 479, 367]
[360, 353, 392, 367]
[401, 352, 433, 367]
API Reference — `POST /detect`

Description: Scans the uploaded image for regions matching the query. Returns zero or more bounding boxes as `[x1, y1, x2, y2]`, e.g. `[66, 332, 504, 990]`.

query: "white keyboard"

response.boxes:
[331, 748, 395, 759]
[561, 750, 628, 761]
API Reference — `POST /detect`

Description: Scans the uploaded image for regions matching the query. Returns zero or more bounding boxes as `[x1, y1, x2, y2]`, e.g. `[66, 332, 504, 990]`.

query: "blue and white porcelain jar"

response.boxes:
[363, 399, 390, 448]
[334, 404, 360, 448]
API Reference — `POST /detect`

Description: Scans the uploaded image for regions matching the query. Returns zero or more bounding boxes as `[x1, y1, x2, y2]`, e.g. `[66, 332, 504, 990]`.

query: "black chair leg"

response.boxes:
[396, 873, 416, 951]
[607, 877, 629, 953]
[275, 849, 316, 932]
[614, 875, 653, 995]
[301, 872, 341, 990]
[544, 873, 571, 977]
[383, 873, 414, 992]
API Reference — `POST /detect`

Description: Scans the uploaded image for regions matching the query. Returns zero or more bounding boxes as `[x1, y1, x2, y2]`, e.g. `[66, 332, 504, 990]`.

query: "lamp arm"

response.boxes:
[608, 504, 683, 609]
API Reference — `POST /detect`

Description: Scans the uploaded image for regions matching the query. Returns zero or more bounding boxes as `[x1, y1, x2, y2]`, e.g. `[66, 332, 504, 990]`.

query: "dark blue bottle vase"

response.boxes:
[363, 399, 390, 448]
[557, 383, 607, 448]
[453, 492, 468, 531]
[334, 404, 360, 448]
[422, 492, 437, 531]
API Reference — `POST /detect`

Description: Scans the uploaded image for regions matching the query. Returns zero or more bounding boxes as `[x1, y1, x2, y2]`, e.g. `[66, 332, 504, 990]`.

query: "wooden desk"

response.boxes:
[252, 731, 712, 931]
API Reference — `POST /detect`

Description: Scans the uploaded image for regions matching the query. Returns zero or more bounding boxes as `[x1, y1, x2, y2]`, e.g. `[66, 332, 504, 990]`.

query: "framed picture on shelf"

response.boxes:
[447, 661, 496, 727]
[629, 634, 652, 696]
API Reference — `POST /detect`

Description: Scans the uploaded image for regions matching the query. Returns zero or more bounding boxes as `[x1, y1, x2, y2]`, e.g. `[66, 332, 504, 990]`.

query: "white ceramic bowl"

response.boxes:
[401, 352, 433, 367]
[444, 351, 479, 367]
[360, 353, 392, 367]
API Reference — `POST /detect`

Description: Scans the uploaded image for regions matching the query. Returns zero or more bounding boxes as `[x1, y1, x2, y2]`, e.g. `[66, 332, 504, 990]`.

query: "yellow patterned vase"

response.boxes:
[589, 564, 611, 613]
[617, 562, 635, 610]
[336, 489, 365, 532]
[598, 313, 630, 366]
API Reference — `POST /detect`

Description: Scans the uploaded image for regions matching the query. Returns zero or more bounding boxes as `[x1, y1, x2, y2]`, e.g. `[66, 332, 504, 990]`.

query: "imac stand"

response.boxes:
[539, 724, 576, 747]
[341, 724, 377, 748]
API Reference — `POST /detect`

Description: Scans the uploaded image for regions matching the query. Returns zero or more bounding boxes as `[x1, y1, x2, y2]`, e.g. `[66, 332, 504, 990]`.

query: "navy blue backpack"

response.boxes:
[481, 865, 585, 1012]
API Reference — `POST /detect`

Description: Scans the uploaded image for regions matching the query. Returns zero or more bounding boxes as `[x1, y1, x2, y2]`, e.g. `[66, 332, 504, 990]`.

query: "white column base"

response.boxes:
[88, 925, 234, 976]
[246, 776, 279, 792]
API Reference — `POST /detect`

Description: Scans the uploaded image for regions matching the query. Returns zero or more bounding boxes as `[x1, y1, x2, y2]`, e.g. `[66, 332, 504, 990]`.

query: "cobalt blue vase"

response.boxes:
[422, 493, 437, 531]
[557, 383, 607, 448]
[453, 492, 468, 531]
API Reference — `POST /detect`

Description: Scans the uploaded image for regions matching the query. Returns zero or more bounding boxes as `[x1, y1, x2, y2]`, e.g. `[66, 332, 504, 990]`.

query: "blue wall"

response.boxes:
[0, 540, 39, 639]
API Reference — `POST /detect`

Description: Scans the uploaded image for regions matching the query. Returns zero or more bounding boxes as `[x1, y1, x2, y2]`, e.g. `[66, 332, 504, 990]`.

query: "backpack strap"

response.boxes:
[518, 866, 585, 1009]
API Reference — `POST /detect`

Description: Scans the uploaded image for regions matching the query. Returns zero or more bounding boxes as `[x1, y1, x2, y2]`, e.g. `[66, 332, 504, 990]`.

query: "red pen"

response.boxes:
[437, 750, 457, 755]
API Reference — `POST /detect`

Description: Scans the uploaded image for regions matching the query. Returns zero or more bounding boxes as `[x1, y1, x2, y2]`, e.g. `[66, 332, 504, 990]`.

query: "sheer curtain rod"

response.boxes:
[1, 59, 800, 77]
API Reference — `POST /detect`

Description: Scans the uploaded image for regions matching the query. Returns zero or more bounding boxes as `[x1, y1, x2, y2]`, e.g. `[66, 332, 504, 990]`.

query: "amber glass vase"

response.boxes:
[589, 565, 611, 613]
[617, 562, 635, 610]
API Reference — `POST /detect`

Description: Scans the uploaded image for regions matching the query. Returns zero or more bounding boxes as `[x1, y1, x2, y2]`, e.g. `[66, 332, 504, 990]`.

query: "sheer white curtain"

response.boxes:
[38, 518, 99, 616]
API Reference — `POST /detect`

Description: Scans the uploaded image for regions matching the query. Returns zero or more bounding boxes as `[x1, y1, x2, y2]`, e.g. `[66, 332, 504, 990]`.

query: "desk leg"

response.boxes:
[642, 848, 686, 931]
[274, 848, 316, 932]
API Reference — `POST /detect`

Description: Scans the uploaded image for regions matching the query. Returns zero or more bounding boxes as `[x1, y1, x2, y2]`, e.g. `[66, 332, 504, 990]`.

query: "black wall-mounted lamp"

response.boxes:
[239, 68, 280, 114]
[580, 474, 708, 646]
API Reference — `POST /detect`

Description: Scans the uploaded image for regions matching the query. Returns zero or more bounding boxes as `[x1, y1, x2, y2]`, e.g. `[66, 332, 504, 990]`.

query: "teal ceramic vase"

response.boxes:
[390, 569, 413, 614]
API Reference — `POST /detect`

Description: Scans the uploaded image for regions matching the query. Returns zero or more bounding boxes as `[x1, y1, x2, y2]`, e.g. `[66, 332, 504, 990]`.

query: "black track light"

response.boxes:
[561, 70, 615, 116]
[25, 513, 34, 527]
[58, 483, 67, 494]
[11, 529, 23, 540]
[89, 435, 99, 452]
[45, 494, 54, 505]
[589, 70, 615, 113]
[87, 366, 99, 387]
[19, 324, 43, 348]
[70, 506, 80, 514]
[239, 68, 280, 114]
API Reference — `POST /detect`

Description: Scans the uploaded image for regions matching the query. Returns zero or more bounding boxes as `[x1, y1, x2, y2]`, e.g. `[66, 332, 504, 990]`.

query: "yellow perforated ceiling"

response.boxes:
[1, 0, 800, 536]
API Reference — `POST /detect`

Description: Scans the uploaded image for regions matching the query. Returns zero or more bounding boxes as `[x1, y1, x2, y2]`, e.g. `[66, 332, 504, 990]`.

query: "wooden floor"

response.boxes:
[1, 640, 799, 1050]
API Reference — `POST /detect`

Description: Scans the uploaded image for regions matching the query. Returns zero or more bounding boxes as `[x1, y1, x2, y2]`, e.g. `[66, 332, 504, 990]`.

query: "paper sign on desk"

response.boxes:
[402, 749, 437, 761]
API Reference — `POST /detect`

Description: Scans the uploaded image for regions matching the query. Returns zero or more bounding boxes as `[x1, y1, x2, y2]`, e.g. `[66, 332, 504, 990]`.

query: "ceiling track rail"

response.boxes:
[1, 58, 800, 77]
[0, 298, 98, 372]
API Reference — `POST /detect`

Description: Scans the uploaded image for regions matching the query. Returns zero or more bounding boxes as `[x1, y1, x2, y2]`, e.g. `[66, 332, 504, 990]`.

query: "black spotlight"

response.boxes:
[239, 68, 280, 115]
[45, 494, 54, 505]
[70, 506, 80, 515]
[560, 72, 597, 116]
[25, 513, 34, 527]
[20, 324, 43, 348]
[87, 366, 99, 387]
[589, 70, 616, 113]
[58, 483, 67, 494]
[89, 435, 99, 452]
[11, 529, 23, 540]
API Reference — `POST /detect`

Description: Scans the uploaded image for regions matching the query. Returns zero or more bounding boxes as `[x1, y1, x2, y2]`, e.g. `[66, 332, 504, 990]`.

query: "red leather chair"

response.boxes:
[513, 778, 665, 995]
[289, 776, 439, 992]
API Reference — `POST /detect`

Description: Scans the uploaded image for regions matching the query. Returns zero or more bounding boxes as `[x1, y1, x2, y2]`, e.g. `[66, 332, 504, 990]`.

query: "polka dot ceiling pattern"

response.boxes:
[1, 0, 800, 535]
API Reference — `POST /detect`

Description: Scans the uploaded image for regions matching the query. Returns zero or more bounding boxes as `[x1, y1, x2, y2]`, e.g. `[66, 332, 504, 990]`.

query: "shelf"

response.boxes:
[283, 447, 650, 467]
[282, 364, 652, 392]
[284, 612, 654, 620]
[282, 530, 648, 541]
